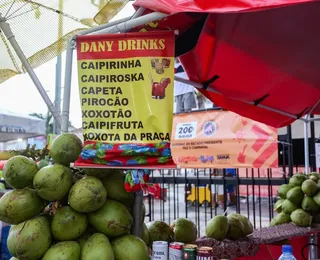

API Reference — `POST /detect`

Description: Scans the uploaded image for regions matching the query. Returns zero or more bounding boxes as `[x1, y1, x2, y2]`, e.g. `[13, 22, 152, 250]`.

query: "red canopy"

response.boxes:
[134, 0, 320, 127]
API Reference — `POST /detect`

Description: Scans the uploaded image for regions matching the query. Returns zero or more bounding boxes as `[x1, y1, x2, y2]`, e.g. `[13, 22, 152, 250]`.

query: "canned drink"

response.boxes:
[152, 241, 168, 260]
[183, 244, 197, 260]
[169, 242, 184, 260]
[196, 247, 213, 260]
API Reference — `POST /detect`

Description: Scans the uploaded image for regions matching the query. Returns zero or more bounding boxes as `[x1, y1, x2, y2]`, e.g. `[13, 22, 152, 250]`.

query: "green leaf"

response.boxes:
[138, 159, 147, 165]
[96, 149, 105, 159]
[84, 144, 94, 149]
[154, 142, 166, 149]
[96, 142, 102, 150]
[122, 150, 136, 156]
[158, 157, 169, 163]
[94, 158, 106, 164]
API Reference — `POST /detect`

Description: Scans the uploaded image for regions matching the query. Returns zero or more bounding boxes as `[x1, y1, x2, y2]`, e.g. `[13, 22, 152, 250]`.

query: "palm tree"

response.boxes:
[29, 112, 73, 135]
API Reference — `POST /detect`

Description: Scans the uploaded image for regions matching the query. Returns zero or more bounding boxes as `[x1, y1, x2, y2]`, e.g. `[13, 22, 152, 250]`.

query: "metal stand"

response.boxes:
[131, 191, 144, 237]
[0, 14, 61, 127]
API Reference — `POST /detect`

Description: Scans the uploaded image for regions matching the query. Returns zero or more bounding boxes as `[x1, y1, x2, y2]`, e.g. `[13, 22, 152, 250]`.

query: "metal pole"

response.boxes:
[93, 12, 168, 34]
[79, 16, 131, 36]
[310, 114, 316, 171]
[0, 15, 61, 127]
[304, 115, 310, 174]
[131, 191, 144, 237]
[53, 55, 62, 134]
[287, 125, 294, 177]
[61, 40, 74, 133]
[309, 233, 318, 260]
[174, 76, 307, 122]
[53, 0, 64, 135]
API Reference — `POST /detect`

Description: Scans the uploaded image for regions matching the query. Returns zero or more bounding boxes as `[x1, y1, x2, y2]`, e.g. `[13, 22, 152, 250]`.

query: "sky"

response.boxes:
[0, 2, 135, 128]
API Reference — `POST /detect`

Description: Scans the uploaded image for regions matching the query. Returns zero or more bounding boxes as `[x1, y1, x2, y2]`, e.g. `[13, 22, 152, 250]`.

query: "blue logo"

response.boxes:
[202, 121, 217, 137]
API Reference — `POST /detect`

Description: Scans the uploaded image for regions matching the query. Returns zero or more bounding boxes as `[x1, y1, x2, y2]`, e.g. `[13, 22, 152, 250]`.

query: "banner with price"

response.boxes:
[74, 31, 175, 168]
[171, 110, 278, 168]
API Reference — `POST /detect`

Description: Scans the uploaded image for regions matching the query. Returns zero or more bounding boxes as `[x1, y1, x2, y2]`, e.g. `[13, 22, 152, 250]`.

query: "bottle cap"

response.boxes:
[282, 245, 293, 253]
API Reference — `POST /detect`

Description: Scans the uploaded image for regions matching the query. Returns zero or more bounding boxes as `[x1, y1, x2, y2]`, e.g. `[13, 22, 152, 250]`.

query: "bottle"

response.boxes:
[278, 245, 297, 260]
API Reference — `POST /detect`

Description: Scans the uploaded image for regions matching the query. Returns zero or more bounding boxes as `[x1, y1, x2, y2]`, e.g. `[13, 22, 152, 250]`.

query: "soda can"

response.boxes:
[196, 247, 213, 260]
[169, 242, 184, 260]
[152, 241, 168, 260]
[183, 244, 198, 260]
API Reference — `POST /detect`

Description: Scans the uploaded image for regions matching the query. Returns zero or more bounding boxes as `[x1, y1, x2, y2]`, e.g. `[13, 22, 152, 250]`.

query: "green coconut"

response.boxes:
[274, 199, 284, 213]
[289, 173, 307, 187]
[88, 199, 133, 238]
[112, 234, 149, 260]
[102, 172, 134, 206]
[277, 184, 293, 199]
[0, 189, 45, 224]
[313, 191, 320, 206]
[81, 233, 115, 260]
[301, 197, 320, 214]
[49, 133, 82, 166]
[281, 199, 299, 214]
[69, 176, 107, 213]
[85, 168, 123, 180]
[33, 164, 73, 201]
[76, 226, 97, 249]
[171, 218, 197, 243]
[286, 186, 304, 205]
[273, 212, 291, 225]
[3, 155, 39, 189]
[205, 215, 229, 241]
[141, 223, 150, 246]
[42, 241, 80, 260]
[146, 220, 173, 243]
[228, 213, 253, 236]
[226, 215, 245, 240]
[290, 209, 312, 227]
[7, 216, 51, 260]
[301, 179, 318, 196]
[270, 218, 277, 226]
[308, 172, 320, 181]
[51, 206, 88, 241]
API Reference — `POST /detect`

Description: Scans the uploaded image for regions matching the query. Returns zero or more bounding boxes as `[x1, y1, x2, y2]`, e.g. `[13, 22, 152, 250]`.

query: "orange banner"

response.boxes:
[171, 110, 278, 168]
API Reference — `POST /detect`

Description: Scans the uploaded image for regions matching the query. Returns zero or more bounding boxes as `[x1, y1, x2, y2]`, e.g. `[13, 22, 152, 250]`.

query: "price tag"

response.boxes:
[175, 122, 197, 140]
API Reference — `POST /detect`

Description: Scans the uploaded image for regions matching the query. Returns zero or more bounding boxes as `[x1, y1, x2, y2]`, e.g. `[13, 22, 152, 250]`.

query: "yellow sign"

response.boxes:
[77, 32, 174, 144]
[75, 32, 175, 167]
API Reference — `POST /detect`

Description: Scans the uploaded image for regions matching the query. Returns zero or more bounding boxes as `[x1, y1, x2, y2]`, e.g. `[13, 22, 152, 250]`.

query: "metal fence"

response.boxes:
[143, 168, 290, 237]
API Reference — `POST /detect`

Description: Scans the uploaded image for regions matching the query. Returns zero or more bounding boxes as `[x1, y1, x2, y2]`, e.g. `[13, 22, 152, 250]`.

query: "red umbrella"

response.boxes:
[134, 0, 320, 127]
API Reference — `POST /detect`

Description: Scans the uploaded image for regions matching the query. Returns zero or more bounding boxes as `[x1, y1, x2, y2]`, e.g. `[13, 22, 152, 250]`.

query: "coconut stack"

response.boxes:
[271, 172, 320, 227]
[0, 133, 150, 260]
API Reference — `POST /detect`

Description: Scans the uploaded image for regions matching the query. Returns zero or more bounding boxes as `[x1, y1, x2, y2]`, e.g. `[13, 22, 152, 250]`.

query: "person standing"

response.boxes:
[174, 59, 197, 113]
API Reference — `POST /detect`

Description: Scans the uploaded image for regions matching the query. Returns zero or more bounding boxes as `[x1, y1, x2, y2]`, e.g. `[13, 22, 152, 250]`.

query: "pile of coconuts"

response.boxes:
[272, 172, 320, 227]
[0, 133, 151, 260]
[205, 213, 253, 241]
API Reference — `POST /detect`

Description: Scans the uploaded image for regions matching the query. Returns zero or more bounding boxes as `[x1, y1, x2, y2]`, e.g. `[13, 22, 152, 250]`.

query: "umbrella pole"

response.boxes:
[0, 15, 61, 127]
[61, 40, 75, 133]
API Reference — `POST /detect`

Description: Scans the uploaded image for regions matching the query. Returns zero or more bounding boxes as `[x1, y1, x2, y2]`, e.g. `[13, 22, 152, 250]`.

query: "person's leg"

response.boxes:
[210, 185, 217, 208]
[175, 95, 184, 113]
[217, 185, 224, 208]
[197, 94, 206, 109]
[182, 92, 197, 112]
[228, 186, 237, 206]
